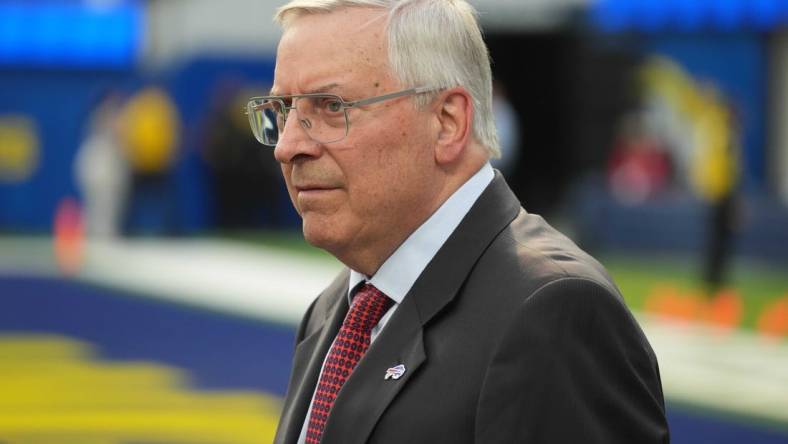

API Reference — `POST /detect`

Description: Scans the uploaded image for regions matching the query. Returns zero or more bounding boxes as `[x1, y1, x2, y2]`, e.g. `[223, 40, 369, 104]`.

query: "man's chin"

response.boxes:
[301, 227, 326, 249]
[301, 220, 342, 252]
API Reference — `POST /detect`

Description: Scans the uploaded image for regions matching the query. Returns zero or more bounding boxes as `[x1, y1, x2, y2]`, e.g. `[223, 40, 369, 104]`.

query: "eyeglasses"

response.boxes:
[245, 86, 436, 147]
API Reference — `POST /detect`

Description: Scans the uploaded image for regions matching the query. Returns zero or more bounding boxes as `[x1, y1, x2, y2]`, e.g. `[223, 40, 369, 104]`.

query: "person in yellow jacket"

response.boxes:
[118, 86, 182, 233]
[690, 87, 741, 295]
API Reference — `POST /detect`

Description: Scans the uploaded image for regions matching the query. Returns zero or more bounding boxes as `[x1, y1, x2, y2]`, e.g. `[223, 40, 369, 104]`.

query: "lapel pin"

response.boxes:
[384, 364, 406, 380]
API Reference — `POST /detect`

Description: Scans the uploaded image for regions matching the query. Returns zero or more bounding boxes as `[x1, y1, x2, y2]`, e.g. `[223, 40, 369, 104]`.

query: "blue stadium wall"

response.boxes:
[0, 56, 281, 234]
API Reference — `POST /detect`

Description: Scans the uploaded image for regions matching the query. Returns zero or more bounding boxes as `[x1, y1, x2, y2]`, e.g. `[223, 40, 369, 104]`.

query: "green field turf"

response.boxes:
[602, 254, 788, 330]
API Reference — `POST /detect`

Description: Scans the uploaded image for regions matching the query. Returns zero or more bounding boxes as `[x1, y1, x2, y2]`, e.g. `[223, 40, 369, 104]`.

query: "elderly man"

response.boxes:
[246, 1, 669, 443]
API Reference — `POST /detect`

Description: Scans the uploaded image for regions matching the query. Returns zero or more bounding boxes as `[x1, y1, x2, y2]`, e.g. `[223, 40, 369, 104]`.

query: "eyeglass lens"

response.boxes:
[247, 96, 349, 146]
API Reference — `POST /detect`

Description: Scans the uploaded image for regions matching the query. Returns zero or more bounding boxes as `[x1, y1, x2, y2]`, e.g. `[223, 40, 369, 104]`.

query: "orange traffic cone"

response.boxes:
[757, 296, 788, 339]
[53, 197, 85, 276]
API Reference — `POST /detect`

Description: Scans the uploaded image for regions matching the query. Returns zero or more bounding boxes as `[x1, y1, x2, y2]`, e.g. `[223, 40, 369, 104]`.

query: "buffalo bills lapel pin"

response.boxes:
[384, 364, 406, 380]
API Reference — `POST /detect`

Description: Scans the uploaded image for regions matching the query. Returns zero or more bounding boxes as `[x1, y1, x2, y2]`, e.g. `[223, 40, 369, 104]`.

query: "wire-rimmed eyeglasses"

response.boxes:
[245, 86, 436, 147]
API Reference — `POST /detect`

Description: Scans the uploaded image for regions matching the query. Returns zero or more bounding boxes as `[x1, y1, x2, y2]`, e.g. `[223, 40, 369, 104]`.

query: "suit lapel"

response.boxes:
[319, 173, 521, 444]
[274, 273, 350, 444]
[410, 172, 521, 323]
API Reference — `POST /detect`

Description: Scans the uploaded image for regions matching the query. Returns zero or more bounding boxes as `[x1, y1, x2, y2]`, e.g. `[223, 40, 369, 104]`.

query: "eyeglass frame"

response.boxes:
[245, 85, 438, 147]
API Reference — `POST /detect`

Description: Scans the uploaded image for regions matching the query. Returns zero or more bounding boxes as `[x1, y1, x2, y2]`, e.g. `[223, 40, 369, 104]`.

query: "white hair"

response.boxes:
[275, 0, 500, 158]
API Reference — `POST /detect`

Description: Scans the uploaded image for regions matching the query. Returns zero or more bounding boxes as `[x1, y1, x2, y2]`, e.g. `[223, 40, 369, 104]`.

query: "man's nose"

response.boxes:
[273, 113, 321, 164]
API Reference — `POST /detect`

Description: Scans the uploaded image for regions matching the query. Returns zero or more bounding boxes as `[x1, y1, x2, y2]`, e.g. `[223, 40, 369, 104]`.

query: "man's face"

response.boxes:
[272, 7, 440, 273]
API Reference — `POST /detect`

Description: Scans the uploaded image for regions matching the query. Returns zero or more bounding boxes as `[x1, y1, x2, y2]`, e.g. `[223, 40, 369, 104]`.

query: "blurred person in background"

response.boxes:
[636, 58, 743, 300]
[690, 88, 742, 297]
[119, 86, 182, 235]
[607, 111, 673, 205]
[203, 79, 283, 229]
[249, 1, 669, 443]
[74, 90, 130, 239]
[489, 80, 521, 178]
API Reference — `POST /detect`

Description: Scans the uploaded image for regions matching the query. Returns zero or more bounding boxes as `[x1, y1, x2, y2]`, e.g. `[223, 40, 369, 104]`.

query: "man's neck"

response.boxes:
[341, 157, 489, 277]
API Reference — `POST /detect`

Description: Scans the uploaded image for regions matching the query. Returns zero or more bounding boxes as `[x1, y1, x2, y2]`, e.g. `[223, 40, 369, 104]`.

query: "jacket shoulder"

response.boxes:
[482, 209, 621, 300]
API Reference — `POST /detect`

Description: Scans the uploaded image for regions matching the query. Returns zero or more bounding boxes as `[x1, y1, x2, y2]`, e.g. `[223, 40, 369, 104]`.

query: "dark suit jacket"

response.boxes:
[274, 173, 669, 444]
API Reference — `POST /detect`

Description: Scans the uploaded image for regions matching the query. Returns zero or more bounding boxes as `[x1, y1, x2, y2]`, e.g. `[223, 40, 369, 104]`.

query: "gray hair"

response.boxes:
[275, 0, 500, 158]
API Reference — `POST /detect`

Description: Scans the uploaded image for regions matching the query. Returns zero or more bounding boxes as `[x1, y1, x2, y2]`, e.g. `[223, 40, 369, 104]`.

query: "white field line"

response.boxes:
[79, 239, 343, 325]
[640, 317, 788, 423]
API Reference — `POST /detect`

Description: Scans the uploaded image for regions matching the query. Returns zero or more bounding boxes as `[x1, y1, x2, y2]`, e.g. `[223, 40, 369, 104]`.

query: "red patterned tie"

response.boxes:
[305, 283, 393, 444]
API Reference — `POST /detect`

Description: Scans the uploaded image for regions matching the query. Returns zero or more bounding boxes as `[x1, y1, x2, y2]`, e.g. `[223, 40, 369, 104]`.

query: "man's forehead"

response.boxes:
[283, 6, 388, 34]
[271, 8, 392, 96]
[276, 6, 388, 58]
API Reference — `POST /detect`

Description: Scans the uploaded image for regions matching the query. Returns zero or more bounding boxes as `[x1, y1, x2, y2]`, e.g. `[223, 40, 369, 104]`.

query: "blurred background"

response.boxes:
[1, 0, 787, 442]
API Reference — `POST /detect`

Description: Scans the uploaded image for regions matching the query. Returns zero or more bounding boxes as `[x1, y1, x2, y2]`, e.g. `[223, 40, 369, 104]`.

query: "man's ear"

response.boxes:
[434, 87, 473, 165]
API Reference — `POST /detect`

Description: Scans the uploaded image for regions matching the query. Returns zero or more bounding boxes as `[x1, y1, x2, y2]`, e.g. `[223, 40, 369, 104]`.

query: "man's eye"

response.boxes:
[324, 100, 343, 113]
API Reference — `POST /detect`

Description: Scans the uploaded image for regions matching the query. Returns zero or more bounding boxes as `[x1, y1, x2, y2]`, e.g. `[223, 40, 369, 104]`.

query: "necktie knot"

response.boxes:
[344, 283, 393, 333]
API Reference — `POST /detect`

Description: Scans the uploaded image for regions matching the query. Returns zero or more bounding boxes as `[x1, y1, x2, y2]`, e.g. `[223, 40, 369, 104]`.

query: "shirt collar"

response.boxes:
[348, 162, 494, 303]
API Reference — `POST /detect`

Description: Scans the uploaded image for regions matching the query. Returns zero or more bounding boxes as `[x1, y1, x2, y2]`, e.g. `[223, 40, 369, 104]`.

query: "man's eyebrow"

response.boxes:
[310, 83, 342, 94]
[269, 83, 342, 96]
